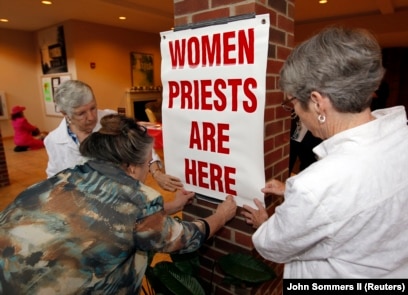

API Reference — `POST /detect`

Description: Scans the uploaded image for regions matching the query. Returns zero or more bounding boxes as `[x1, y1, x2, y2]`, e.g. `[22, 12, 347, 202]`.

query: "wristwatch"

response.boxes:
[149, 160, 163, 177]
[149, 159, 162, 169]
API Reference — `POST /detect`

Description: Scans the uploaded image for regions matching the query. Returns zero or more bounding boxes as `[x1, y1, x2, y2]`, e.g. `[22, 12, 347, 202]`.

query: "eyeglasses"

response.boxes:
[137, 124, 147, 135]
[281, 97, 296, 112]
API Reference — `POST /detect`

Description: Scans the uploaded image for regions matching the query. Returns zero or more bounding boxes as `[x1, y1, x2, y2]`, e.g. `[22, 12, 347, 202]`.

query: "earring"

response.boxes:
[318, 114, 326, 123]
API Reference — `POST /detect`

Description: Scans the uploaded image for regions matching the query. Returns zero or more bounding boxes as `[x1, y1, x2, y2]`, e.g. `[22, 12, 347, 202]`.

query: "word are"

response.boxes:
[168, 28, 254, 68]
[189, 121, 229, 154]
[185, 159, 237, 195]
[168, 78, 257, 112]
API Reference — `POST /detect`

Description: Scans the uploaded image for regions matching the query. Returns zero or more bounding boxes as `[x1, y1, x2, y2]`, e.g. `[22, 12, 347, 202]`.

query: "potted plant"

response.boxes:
[142, 251, 276, 295]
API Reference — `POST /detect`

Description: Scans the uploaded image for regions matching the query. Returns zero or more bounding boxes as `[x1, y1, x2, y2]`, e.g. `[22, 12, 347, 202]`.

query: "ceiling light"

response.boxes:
[319, 0, 328, 3]
[119, 16, 126, 20]
[41, 1, 53, 5]
[0, 18, 9, 23]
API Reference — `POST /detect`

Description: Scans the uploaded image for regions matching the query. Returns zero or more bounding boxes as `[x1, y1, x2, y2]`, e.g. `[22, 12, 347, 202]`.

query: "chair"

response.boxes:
[145, 108, 157, 123]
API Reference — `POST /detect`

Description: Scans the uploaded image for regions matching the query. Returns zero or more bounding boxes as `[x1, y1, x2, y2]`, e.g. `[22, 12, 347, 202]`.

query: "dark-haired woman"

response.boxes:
[0, 114, 237, 294]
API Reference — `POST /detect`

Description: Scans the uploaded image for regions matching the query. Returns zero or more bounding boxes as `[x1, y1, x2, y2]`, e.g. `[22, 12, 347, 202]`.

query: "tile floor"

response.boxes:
[0, 138, 49, 210]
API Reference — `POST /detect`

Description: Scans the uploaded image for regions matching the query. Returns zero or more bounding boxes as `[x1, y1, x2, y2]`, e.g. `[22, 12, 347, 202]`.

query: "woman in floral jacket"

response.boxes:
[0, 114, 236, 294]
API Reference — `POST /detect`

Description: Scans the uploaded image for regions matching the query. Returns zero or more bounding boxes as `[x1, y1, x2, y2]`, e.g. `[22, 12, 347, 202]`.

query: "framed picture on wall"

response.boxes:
[41, 74, 71, 117]
[130, 52, 154, 88]
[0, 91, 9, 120]
[38, 25, 68, 75]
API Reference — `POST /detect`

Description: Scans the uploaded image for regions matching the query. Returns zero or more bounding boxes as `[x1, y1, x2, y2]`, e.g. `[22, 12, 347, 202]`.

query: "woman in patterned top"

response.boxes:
[0, 114, 237, 294]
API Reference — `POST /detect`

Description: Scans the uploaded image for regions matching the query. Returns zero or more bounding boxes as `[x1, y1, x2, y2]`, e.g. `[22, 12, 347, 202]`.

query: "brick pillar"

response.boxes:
[0, 128, 10, 187]
[173, 1, 294, 294]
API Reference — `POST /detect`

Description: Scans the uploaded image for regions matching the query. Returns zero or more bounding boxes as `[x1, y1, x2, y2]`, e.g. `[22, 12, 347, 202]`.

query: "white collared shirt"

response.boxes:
[253, 106, 408, 278]
[44, 109, 160, 177]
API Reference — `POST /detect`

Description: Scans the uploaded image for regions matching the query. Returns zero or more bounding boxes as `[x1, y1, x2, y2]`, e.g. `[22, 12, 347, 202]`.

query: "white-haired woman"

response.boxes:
[243, 26, 408, 278]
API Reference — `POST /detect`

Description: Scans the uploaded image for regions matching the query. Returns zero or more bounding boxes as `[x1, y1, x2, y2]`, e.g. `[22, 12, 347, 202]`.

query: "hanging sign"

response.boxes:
[160, 14, 269, 207]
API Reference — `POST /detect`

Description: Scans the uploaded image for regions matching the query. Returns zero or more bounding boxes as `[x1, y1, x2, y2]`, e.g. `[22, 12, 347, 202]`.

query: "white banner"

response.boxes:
[160, 14, 269, 207]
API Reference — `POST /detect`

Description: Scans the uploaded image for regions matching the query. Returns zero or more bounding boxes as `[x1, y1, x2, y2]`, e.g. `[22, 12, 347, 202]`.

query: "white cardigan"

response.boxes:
[44, 110, 160, 177]
[253, 106, 408, 278]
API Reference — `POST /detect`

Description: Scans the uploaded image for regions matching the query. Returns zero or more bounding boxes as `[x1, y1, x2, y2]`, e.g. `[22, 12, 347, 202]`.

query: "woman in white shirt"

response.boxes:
[242, 27, 408, 278]
[44, 80, 183, 193]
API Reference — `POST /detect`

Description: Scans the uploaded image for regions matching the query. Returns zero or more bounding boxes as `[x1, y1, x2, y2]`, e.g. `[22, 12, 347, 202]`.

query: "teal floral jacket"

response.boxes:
[0, 160, 204, 294]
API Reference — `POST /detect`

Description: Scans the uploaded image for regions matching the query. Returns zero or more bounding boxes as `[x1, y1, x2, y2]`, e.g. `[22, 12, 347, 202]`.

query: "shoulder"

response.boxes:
[140, 183, 162, 203]
[44, 119, 70, 145]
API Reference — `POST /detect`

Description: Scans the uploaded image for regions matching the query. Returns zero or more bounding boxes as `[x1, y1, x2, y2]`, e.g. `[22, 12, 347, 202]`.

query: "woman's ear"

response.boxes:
[310, 91, 326, 113]
[126, 164, 136, 175]
[125, 163, 145, 181]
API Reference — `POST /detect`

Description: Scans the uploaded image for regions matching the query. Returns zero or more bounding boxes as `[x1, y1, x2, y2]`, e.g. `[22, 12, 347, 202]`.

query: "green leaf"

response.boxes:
[152, 261, 206, 295]
[218, 253, 276, 284]
[170, 251, 200, 276]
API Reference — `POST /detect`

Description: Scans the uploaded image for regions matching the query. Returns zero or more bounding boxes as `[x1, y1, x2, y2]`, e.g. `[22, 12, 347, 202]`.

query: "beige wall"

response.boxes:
[295, 10, 408, 47]
[0, 29, 39, 138]
[0, 20, 162, 138]
[65, 20, 162, 112]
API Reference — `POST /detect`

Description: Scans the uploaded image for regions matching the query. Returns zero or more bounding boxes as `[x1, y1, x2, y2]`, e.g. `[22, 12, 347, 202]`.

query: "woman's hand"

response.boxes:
[262, 179, 285, 196]
[154, 170, 184, 192]
[215, 195, 237, 224]
[201, 195, 237, 239]
[242, 199, 269, 229]
[164, 189, 195, 214]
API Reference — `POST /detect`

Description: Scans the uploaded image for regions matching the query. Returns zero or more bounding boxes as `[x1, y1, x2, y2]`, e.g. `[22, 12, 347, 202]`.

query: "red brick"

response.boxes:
[265, 75, 275, 90]
[277, 14, 294, 33]
[264, 105, 276, 121]
[216, 226, 232, 240]
[265, 120, 285, 136]
[265, 148, 284, 166]
[263, 137, 275, 153]
[174, 0, 209, 16]
[0, 135, 10, 187]
[269, 27, 286, 46]
[235, 3, 256, 15]
[214, 236, 252, 252]
[277, 44, 292, 60]
[287, 32, 295, 47]
[274, 131, 288, 148]
[212, 0, 247, 7]
[192, 8, 230, 24]
[267, 91, 285, 105]
[267, 0, 287, 15]
[267, 59, 284, 75]
[274, 157, 290, 177]
[235, 231, 253, 248]
[174, 16, 189, 28]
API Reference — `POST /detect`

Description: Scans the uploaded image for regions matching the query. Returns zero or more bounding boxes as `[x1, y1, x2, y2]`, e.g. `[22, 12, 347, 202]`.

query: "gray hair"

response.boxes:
[279, 26, 385, 113]
[79, 114, 153, 166]
[54, 80, 95, 116]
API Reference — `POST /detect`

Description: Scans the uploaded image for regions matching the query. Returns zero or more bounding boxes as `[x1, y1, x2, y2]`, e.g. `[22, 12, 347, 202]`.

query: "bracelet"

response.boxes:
[151, 168, 161, 177]
[149, 159, 162, 169]
[197, 218, 210, 241]
[149, 160, 163, 176]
